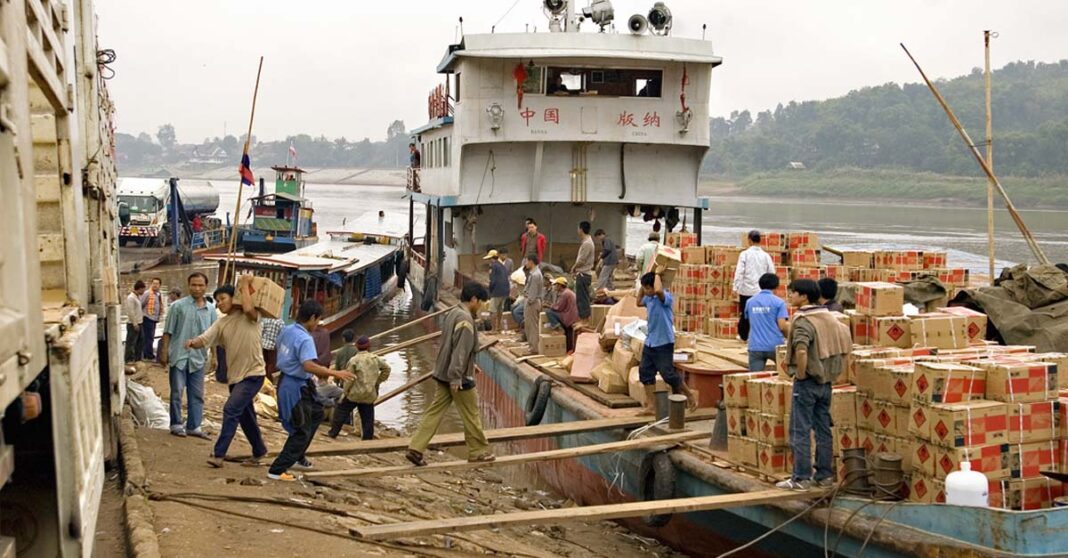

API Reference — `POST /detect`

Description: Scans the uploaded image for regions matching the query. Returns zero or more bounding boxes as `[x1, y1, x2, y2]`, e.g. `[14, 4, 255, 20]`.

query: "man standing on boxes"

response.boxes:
[484, 249, 510, 331]
[636, 268, 698, 415]
[406, 283, 494, 467]
[571, 221, 595, 322]
[733, 230, 776, 342]
[745, 273, 790, 372]
[522, 256, 544, 354]
[777, 279, 852, 491]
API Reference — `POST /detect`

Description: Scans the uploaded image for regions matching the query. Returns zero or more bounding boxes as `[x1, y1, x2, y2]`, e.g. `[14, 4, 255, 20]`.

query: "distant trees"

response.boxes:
[702, 59, 1068, 178]
[156, 124, 176, 151]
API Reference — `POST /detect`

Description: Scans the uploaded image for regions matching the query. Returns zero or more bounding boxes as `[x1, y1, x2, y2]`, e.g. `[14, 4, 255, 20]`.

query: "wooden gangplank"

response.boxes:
[307, 430, 706, 479]
[354, 489, 820, 540]
[289, 410, 715, 458]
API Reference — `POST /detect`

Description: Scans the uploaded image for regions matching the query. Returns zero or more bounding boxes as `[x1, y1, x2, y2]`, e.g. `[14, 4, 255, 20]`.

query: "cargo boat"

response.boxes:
[235, 166, 320, 253]
[400, 2, 1067, 556]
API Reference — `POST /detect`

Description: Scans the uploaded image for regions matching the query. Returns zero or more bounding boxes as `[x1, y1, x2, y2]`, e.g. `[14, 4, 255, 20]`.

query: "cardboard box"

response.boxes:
[934, 268, 970, 287]
[873, 364, 916, 406]
[1004, 477, 1064, 510]
[870, 316, 913, 349]
[627, 367, 667, 405]
[910, 400, 1008, 448]
[741, 232, 785, 250]
[912, 362, 986, 404]
[653, 244, 683, 272]
[1009, 400, 1060, 444]
[588, 304, 611, 333]
[774, 345, 789, 379]
[977, 361, 1057, 403]
[788, 249, 820, 268]
[789, 267, 820, 281]
[707, 246, 743, 267]
[833, 426, 860, 456]
[923, 251, 948, 269]
[569, 332, 608, 383]
[726, 407, 747, 436]
[874, 250, 923, 271]
[831, 385, 858, 427]
[710, 318, 739, 340]
[746, 378, 771, 410]
[744, 409, 762, 440]
[910, 438, 939, 476]
[842, 251, 874, 269]
[786, 231, 819, 250]
[865, 399, 910, 437]
[910, 313, 969, 350]
[539, 333, 567, 357]
[666, 231, 697, 249]
[602, 315, 640, 340]
[728, 435, 758, 468]
[1008, 441, 1058, 479]
[937, 306, 988, 342]
[854, 357, 915, 396]
[858, 428, 897, 458]
[756, 442, 790, 476]
[611, 339, 638, 377]
[848, 311, 872, 345]
[232, 276, 286, 319]
[681, 246, 706, 264]
[597, 368, 629, 394]
[757, 413, 788, 446]
[909, 474, 946, 504]
[723, 372, 775, 407]
[854, 282, 905, 317]
[820, 265, 849, 281]
[761, 380, 792, 416]
[707, 300, 739, 320]
[933, 443, 1009, 480]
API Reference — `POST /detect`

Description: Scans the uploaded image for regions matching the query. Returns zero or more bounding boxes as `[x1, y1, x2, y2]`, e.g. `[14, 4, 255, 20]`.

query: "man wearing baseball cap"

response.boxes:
[545, 277, 579, 353]
[327, 336, 391, 440]
[484, 249, 510, 331]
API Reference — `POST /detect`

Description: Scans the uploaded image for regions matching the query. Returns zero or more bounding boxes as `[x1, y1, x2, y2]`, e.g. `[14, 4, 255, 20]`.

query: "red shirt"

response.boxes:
[520, 231, 547, 263]
[550, 288, 579, 327]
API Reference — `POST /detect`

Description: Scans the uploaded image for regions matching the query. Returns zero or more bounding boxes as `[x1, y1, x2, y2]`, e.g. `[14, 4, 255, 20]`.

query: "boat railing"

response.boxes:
[192, 227, 228, 250]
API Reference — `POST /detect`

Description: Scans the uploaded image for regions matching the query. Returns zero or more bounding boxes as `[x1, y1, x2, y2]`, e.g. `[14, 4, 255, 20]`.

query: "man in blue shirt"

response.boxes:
[159, 272, 217, 438]
[485, 249, 510, 331]
[268, 300, 354, 481]
[745, 273, 791, 372]
[636, 268, 697, 415]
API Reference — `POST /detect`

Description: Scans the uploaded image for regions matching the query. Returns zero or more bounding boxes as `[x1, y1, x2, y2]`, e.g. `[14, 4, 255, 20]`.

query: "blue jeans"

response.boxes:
[169, 364, 205, 433]
[748, 350, 776, 372]
[213, 375, 268, 458]
[512, 302, 525, 325]
[790, 377, 833, 482]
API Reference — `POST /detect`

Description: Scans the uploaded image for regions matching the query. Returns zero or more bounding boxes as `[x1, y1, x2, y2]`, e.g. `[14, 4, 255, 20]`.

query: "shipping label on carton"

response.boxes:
[727, 435, 758, 467]
[1008, 400, 1060, 444]
[756, 443, 790, 476]
[854, 282, 905, 317]
[910, 313, 969, 350]
[761, 380, 792, 416]
[911, 400, 1008, 448]
[757, 413, 788, 446]
[934, 443, 1009, 480]
[1008, 442, 1058, 479]
[979, 361, 1057, 403]
[724, 372, 774, 407]
[912, 362, 986, 404]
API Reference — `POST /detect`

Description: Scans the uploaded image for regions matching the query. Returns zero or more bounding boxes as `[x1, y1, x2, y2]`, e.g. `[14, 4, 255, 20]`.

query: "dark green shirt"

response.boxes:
[333, 345, 359, 371]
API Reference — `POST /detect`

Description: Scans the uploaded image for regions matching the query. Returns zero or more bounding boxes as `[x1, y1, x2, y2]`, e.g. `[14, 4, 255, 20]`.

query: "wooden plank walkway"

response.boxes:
[307, 430, 706, 479]
[354, 489, 821, 540]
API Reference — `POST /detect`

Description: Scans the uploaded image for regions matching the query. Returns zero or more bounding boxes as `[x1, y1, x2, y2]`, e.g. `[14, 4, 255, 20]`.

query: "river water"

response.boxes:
[186, 178, 1068, 431]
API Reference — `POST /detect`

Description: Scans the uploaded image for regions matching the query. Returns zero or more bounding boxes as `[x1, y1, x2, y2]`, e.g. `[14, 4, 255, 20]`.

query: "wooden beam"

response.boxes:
[367, 304, 455, 342]
[354, 489, 818, 540]
[374, 340, 498, 405]
[372, 331, 441, 357]
[290, 410, 715, 458]
[307, 430, 707, 479]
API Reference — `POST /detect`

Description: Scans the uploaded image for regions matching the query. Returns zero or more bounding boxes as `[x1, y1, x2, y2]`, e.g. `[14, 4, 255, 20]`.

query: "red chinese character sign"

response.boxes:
[643, 111, 661, 128]
[544, 108, 559, 124]
[520, 107, 536, 126]
[617, 111, 637, 127]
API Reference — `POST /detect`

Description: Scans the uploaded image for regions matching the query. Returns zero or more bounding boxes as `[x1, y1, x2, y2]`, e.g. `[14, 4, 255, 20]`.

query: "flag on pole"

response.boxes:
[239, 146, 254, 186]
[288, 142, 298, 161]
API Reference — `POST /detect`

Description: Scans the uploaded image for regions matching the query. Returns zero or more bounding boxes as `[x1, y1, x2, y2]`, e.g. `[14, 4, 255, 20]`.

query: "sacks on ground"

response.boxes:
[126, 379, 169, 429]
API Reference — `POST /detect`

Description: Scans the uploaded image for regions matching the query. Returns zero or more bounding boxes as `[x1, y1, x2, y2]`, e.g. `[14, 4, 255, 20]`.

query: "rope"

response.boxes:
[716, 488, 833, 558]
[493, 0, 523, 29]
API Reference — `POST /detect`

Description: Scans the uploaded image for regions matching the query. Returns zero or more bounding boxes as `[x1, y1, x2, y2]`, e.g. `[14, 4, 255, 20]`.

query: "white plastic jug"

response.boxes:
[945, 461, 989, 507]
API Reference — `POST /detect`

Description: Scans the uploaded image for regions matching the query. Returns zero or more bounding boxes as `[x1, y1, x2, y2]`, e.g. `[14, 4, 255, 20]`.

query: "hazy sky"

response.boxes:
[96, 0, 1068, 144]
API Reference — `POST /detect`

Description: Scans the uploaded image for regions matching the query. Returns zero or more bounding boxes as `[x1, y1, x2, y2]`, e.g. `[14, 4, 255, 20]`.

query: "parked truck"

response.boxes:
[118, 177, 220, 246]
[0, 0, 123, 555]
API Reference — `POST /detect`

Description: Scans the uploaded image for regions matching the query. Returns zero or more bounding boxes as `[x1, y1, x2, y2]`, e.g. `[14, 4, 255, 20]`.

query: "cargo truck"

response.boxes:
[118, 177, 220, 247]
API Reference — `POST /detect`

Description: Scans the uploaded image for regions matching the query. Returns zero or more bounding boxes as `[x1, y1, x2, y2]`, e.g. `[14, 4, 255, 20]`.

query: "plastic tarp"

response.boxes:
[953, 265, 1068, 353]
[126, 379, 169, 429]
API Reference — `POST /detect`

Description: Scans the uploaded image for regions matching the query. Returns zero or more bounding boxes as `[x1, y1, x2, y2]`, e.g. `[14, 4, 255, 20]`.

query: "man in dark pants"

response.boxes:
[123, 280, 146, 363]
[327, 336, 391, 440]
[268, 301, 354, 481]
[141, 277, 163, 360]
[732, 230, 775, 342]
[186, 277, 269, 467]
[636, 269, 698, 415]
[571, 220, 595, 321]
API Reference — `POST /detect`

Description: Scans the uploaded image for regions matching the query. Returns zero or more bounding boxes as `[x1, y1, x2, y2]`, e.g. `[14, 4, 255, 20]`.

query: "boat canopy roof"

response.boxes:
[437, 33, 722, 73]
[205, 236, 396, 274]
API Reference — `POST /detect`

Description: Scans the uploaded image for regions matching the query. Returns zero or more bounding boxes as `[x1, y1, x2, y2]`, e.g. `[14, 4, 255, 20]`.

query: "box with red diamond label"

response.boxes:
[760, 379, 792, 416]
[722, 372, 775, 408]
[909, 400, 1007, 448]
[975, 361, 1057, 404]
[865, 399, 910, 437]
[744, 409, 761, 439]
[1004, 477, 1064, 510]
[756, 442, 790, 476]
[911, 362, 986, 404]
[923, 251, 948, 270]
[831, 385, 857, 427]
[756, 413, 788, 446]
[874, 250, 923, 271]
[910, 313, 969, 350]
[932, 443, 1009, 480]
[1008, 441, 1059, 479]
[833, 426, 859, 456]
[854, 356, 914, 396]
[908, 474, 946, 503]
[726, 407, 747, 436]
[936, 306, 988, 343]
[727, 435, 758, 468]
[854, 282, 905, 317]
[1008, 400, 1060, 444]
[870, 316, 913, 349]
[865, 363, 915, 406]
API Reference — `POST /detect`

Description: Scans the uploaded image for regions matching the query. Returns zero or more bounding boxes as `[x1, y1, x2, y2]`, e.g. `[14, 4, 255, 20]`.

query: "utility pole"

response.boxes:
[984, 31, 996, 284]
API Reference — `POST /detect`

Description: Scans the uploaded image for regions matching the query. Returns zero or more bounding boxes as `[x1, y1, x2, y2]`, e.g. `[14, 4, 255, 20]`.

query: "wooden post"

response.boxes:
[223, 56, 265, 284]
[984, 31, 996, 285]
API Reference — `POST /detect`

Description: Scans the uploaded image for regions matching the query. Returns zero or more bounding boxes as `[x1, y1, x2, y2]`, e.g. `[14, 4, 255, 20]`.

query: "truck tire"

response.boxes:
[524, 376, 552, 426]
[639, 451, 676, 527]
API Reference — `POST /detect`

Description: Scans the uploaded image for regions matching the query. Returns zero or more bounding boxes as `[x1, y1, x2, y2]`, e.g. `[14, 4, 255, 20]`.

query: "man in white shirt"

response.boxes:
[123, 281, 146, 363]
[732, 230, 776, 342]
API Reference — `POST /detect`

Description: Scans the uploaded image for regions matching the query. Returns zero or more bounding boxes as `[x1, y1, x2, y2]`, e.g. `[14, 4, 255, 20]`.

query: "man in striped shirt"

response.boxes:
[141, 277, 163, 360]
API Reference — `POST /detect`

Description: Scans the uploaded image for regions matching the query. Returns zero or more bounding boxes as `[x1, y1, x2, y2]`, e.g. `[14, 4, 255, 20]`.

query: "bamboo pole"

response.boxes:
[901, 44, 1050, 266]
[373, 339, 498, 405]
[984, 31, 996, 284]
[223, 56, 265, 284]
[372, 331, 442, 358]
[367, 304, 456, 342]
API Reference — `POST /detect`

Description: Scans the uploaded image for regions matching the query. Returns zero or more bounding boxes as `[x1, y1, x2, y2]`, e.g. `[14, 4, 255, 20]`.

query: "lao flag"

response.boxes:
[239, 151, 254, 186]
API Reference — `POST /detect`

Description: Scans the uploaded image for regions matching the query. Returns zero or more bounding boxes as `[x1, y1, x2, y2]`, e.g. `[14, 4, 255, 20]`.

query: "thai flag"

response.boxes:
[239, 150, 254, 186]
[288, 142, 297, 160]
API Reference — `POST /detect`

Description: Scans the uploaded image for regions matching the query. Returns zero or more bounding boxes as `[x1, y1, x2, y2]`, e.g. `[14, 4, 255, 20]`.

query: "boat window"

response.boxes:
[444, 209, 455, 249]
[542, 67, 663, 98]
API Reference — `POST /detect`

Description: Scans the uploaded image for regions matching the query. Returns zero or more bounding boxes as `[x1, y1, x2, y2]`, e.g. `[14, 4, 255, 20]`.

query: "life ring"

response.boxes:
[524, 376, 552, 426]
[639, 451, 676, 527]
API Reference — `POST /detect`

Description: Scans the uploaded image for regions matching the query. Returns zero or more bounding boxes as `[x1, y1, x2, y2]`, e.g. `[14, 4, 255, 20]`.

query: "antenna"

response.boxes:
[459, 17, 464, 37]
[702, 23, 707, 40]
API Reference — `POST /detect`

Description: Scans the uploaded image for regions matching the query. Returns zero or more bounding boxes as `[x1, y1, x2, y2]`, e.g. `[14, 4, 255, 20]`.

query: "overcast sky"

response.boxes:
[96, 0, 1068, 144]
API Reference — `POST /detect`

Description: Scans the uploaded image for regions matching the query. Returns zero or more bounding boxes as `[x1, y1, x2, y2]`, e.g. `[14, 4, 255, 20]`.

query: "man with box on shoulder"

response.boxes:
[636, 267, 698, 415]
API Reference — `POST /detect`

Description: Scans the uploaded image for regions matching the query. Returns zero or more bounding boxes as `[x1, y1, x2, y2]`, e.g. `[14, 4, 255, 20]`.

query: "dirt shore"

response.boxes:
[124, 362, 682, 558]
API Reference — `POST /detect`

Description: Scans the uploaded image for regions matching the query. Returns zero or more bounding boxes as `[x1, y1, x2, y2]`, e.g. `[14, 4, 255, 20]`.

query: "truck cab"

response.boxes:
[118, 178, 169, 246]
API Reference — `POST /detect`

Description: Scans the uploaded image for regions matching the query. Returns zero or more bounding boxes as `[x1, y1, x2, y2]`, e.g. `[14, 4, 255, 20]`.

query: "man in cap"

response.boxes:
[485, 249, 510, 331]
[327, 336, 391, 440]
[545, 277, 579, 353]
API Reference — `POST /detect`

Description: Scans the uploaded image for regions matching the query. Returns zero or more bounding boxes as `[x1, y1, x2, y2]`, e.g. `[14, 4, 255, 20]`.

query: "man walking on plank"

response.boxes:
[406, 283, 495, 467]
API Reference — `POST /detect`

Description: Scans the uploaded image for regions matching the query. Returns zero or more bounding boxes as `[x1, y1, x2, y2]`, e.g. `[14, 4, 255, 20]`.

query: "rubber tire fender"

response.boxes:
[524, 376, 552, 426]
[639, 451, 676, 527]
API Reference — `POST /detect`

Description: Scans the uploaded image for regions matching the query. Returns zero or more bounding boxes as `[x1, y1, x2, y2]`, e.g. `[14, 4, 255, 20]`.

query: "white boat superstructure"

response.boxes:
[408, 0, 721, 289]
